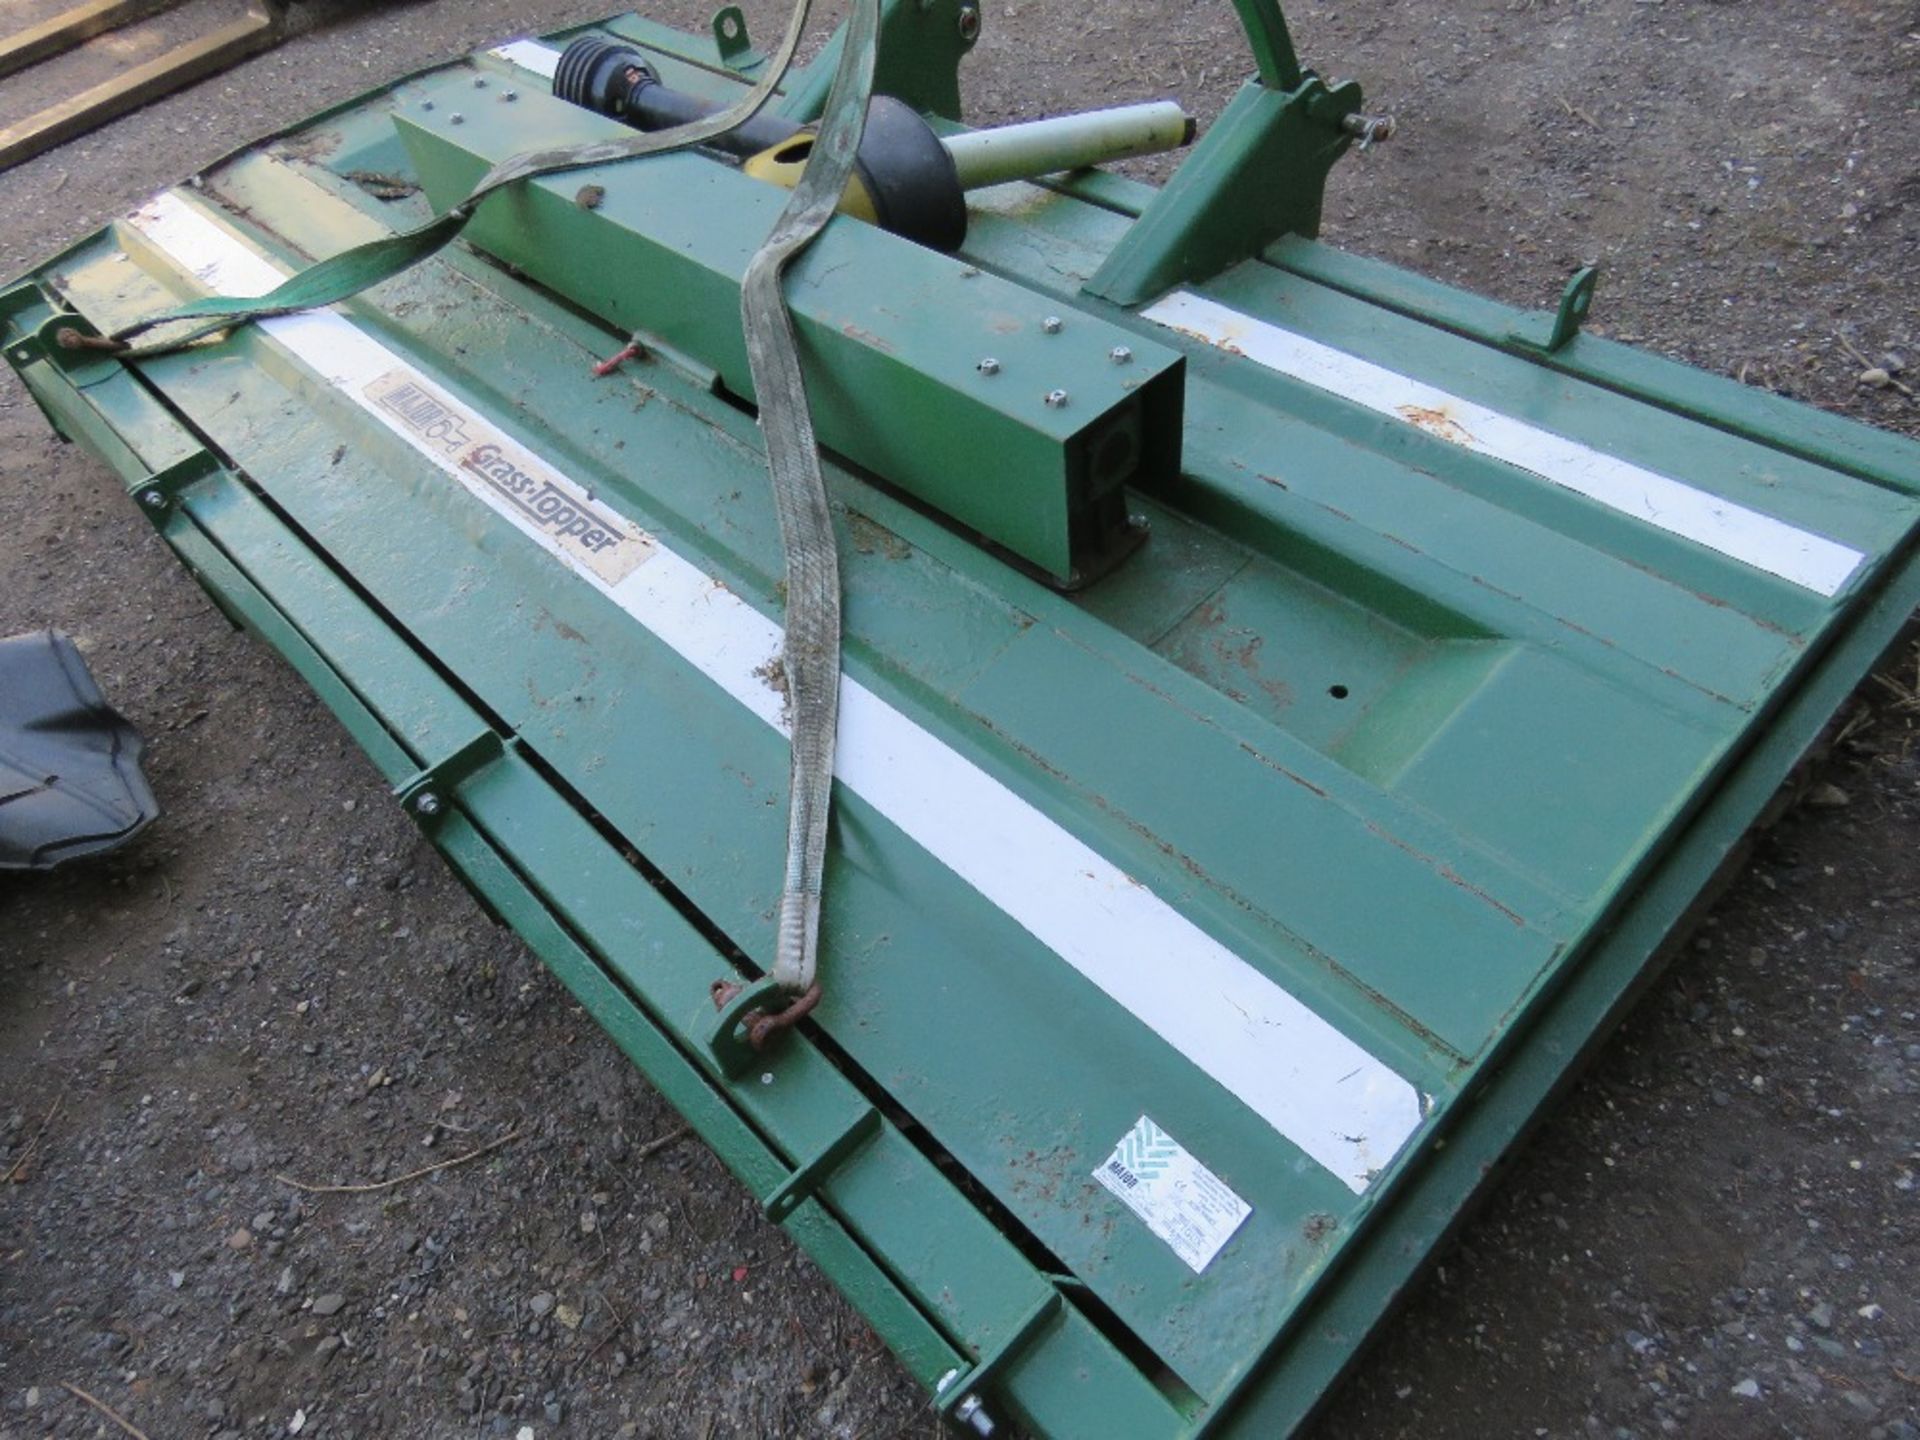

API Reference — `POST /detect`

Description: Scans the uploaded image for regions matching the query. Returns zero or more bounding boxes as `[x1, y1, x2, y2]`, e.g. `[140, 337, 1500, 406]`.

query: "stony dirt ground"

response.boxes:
[2, 2, 1917, 1438]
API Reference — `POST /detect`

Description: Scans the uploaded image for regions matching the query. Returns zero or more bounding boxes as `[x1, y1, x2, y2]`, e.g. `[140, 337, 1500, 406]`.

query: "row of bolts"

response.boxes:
[979, 315, 1132, 411]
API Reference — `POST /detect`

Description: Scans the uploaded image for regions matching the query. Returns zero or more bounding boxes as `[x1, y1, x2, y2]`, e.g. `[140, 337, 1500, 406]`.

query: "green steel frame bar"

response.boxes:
[1228, 0, 1304, 91]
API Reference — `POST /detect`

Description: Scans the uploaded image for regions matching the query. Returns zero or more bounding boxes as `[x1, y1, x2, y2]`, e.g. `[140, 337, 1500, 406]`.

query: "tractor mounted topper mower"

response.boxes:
[5, 1, 1918, 1435]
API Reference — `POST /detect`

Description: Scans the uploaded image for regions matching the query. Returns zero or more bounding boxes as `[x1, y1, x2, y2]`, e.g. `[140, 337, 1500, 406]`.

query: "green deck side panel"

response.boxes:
[6, 11, 1919, 1436]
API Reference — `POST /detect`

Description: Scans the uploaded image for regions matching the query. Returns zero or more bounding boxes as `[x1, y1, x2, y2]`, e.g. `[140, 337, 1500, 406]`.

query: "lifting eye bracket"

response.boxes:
[1512, 265, 1600, 355]
[34, 311, 121, 384]
[710, 5, 759, 69]
[704, 975, 788, 1077]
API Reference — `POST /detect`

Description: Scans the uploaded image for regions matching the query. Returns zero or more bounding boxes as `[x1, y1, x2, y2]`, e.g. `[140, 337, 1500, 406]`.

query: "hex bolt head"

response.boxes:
[953, 1395, 996, 1437]
[473, 75, 488, 88]
[502, 90, 518, 102]
[1044, 389, 1070, 408]
[449, 113, 465, 125]
[140, 489, 166, 510]
[1041, 315, 1064, 335]
[414, 792, 442, 816]
[421, 99, 434, 111]
[976, 357, 1000, 376]
[1109, 345, 1134, 364]
[1340, 111, 1396, 150]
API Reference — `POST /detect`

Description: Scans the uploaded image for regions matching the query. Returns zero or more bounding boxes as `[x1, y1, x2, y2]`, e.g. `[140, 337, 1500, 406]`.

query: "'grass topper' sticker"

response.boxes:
[365, 370, 656, 587]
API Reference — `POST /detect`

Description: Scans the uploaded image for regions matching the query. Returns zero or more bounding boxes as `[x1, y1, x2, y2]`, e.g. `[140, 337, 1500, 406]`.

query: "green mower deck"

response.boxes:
[6, 5, 1919, 1435]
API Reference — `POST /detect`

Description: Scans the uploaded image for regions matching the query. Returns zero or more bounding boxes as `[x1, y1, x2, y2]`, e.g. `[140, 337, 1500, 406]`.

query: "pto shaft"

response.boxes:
[552, 34, 1191, 251]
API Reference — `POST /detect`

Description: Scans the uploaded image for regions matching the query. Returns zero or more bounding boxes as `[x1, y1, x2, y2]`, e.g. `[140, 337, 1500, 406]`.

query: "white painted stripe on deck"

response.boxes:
[130, 193, 1425, 1193]
[1141, 289, 1864, 597]
[486, 39, 560, 80]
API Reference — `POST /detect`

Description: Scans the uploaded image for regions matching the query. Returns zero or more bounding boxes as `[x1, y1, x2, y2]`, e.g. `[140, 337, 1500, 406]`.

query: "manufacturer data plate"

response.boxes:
[1095, 1115, 1252, 1274]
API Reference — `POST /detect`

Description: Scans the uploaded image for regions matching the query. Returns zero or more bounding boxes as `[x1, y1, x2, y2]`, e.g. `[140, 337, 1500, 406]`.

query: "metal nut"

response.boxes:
[415, 793, 442, 816]
[1041, 315, 1063, 335]
[976, 357, 1000, 376]
[140, 490, 166, 510]
[1044, 389, 1069, 408]
[955, 4, 980, 42]
[473, 75, 488, 88]
[1109, 345, 1133, 364]
[449, 113, 465, 125]
[501, 90, 518, 102]
[422, 99, 434, 111]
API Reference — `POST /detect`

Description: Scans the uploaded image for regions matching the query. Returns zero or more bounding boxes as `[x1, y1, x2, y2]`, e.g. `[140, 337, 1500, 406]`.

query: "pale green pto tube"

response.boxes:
[942, 100, 1194, 189]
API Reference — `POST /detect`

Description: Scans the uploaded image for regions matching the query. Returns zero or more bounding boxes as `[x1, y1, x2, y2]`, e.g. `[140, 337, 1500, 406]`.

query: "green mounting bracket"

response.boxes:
[2, 285, 47, 370]
[0, 280, 43, 332]
[33, 311, 121, 386]
[1512, 265, 1600, 354]
[1083, 72, 1362, 308]
[394, 730, 505, 828]
[129, 449, 221, 526]
[624, 324, 721, 393]
[761, 1106, 883, 1222]
[709, 5, 759, 70]
[935, 1288, 1065, 1424]
[781, 0, 978, 123]
[704, 975, 787, 1078]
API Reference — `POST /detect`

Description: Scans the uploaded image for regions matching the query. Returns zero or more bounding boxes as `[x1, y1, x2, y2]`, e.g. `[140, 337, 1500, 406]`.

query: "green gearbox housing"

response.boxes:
[5, 2, 1919, 1435]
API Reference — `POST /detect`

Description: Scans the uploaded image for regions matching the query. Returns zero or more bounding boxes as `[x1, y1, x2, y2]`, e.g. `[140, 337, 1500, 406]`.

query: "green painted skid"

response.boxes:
[5, 7, 1918, 1435]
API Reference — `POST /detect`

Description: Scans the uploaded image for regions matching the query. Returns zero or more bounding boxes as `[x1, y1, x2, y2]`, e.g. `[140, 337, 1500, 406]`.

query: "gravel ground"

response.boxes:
[2, 2, 1917, 1438]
